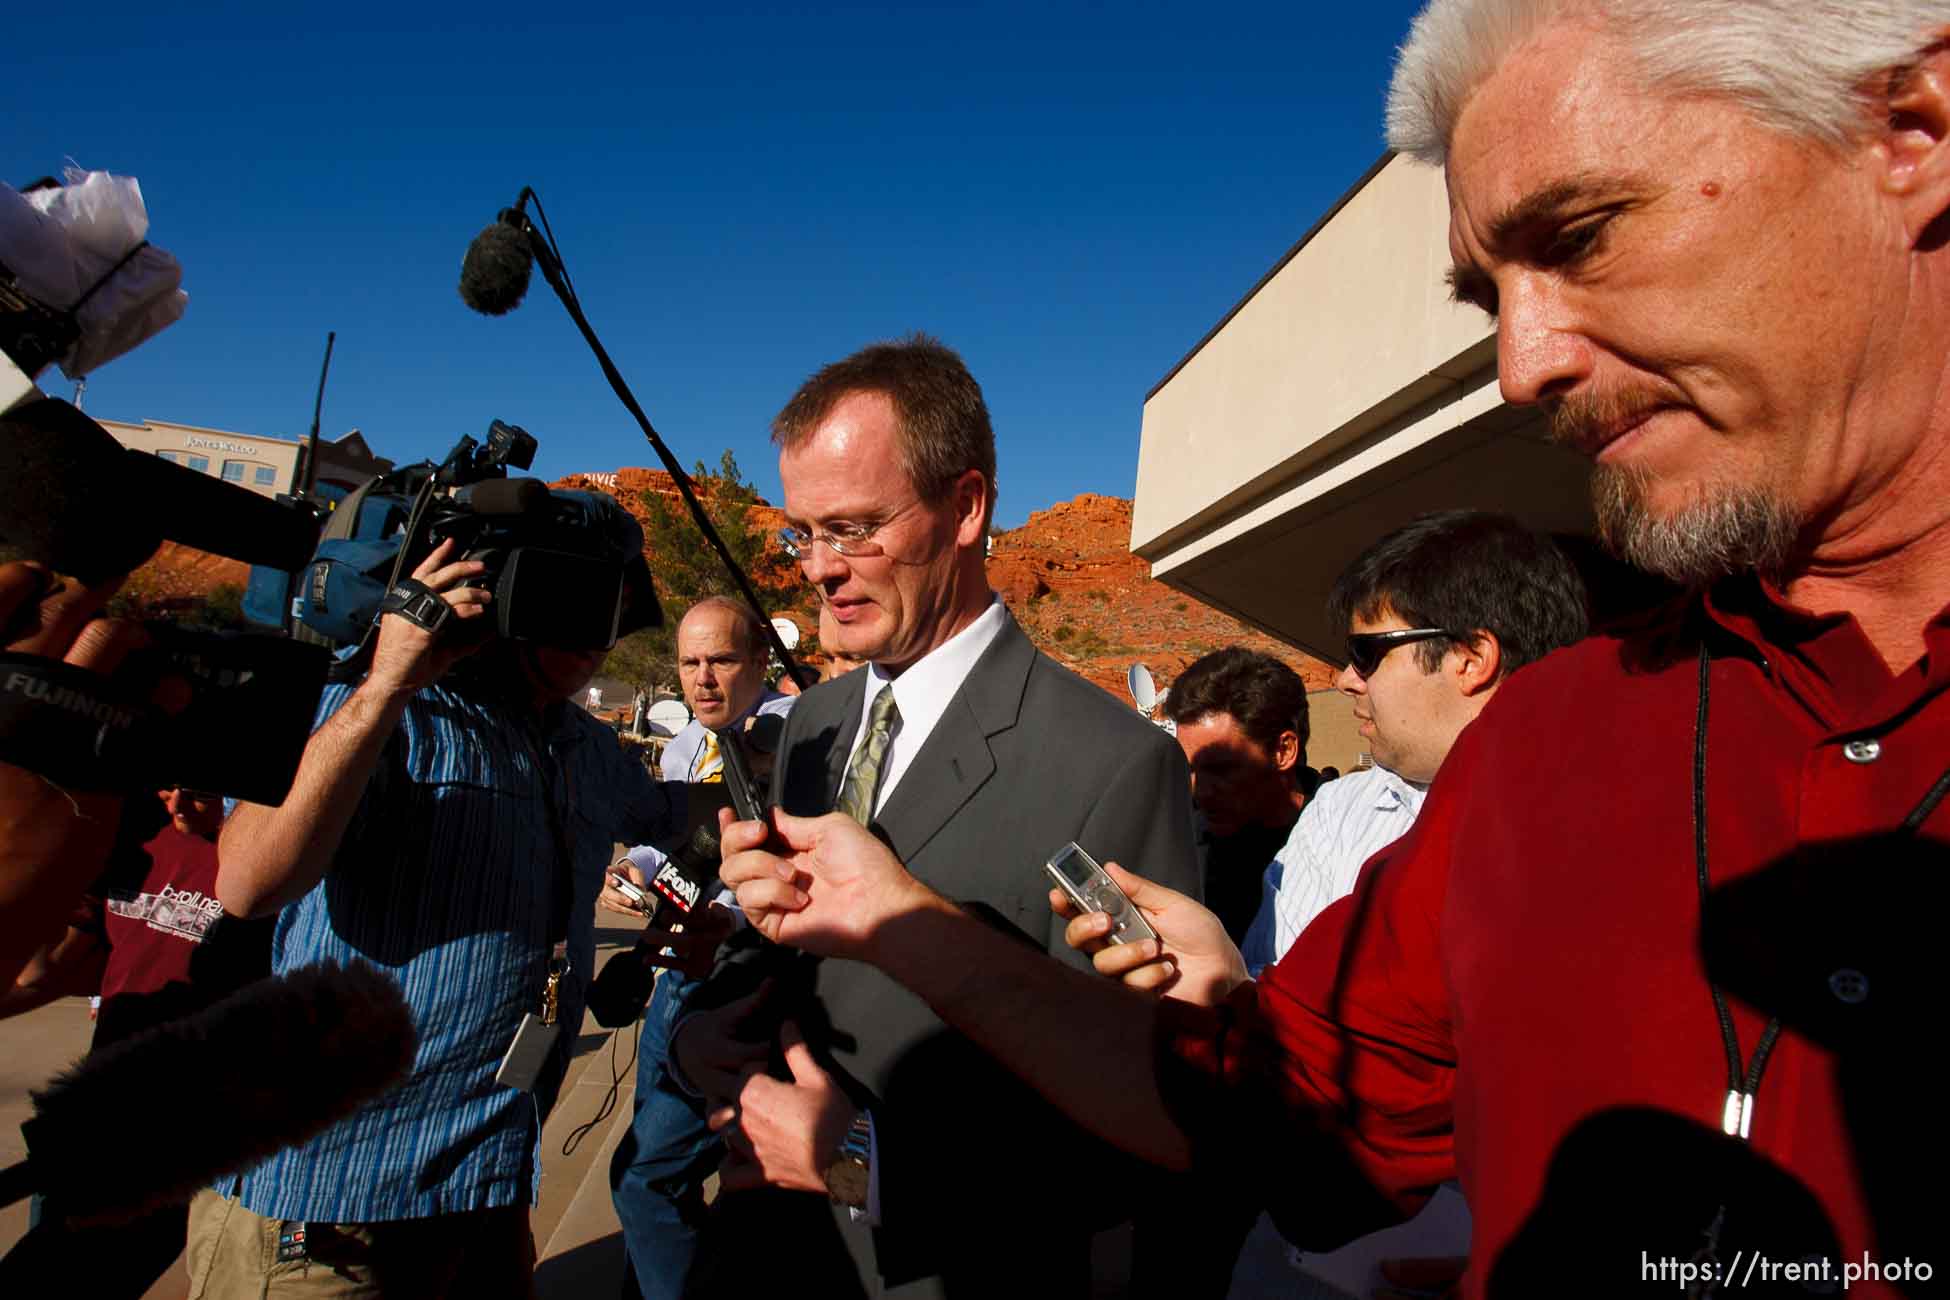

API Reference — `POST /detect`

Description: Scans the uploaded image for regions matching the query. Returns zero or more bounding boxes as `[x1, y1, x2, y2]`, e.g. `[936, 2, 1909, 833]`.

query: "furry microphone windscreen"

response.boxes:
[459, 218, 534, 316]
[20, 959, 418, 1223]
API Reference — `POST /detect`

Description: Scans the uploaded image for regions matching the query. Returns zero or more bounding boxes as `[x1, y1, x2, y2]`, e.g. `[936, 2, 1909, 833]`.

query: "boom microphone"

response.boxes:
[458, 209, 535, 316]
[454, 475, 548, 515]
[0, 398, 324, 581]
[0, 960, 417, 1224]
[453, 184, 809, 686]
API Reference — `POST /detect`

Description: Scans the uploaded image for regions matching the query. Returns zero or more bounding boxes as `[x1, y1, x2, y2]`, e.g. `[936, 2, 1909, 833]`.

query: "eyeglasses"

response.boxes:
[1345, 628, 1458, 678]
[777, 501, 922, 560]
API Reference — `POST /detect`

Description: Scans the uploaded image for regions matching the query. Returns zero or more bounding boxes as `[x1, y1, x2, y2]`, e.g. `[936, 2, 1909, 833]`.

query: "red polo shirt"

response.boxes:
[1162, 577, 1947, 1298]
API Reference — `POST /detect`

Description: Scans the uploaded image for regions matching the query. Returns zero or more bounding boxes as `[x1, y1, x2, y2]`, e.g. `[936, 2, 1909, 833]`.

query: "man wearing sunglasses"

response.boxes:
[1238, 510, 1587, 976]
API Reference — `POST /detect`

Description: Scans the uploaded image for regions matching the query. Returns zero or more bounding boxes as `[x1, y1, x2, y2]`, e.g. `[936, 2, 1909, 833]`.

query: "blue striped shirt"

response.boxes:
[223, 679, 679, 1221]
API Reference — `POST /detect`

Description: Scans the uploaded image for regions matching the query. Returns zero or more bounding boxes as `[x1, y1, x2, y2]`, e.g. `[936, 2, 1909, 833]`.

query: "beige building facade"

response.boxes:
[1134, 153, 1600, 768]
[99, 417, 391, 499]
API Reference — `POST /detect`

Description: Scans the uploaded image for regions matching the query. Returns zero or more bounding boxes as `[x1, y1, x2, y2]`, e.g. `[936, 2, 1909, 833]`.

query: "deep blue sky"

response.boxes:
[7, 1, 1422, 529]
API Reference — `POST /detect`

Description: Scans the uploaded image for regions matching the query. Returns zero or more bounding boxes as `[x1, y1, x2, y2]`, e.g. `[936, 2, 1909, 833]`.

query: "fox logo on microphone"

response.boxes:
[651, 860, 700, 913]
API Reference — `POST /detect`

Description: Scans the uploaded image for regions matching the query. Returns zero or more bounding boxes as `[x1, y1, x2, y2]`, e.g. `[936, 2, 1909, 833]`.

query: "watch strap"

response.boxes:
[823, 1110, 872, 1208]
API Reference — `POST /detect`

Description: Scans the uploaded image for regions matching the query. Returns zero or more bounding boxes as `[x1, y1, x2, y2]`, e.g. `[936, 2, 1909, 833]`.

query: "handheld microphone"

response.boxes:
[586, 826, 725, 1028]
[0, 960, 417, 1224]
[646, 824, 722, 916]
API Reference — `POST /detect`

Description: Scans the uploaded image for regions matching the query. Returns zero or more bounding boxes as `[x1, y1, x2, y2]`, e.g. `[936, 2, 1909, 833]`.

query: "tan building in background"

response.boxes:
[99, 417, 392, 499]
[1134, 153, 1599, 770]
[1305, 688, 1368, 777]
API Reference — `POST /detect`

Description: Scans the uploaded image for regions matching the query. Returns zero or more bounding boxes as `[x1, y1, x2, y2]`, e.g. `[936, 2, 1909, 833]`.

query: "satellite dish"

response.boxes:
[1126, 663, 1158, 714]
[1153, 686, 1169, 712]
[770, 616, 801, 650]
[646, 698, 691, 738]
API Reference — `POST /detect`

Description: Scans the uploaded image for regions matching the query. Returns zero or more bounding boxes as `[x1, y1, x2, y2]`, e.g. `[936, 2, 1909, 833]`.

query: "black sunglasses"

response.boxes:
[1345, 627, 1458, 678]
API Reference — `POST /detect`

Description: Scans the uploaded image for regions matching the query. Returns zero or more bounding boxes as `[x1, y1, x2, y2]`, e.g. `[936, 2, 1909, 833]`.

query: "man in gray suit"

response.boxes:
[671, 335, 1198, 1296]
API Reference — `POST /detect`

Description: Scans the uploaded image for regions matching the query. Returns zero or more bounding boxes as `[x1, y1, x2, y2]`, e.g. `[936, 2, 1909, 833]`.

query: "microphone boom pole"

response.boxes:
[498, 192, 808, 686]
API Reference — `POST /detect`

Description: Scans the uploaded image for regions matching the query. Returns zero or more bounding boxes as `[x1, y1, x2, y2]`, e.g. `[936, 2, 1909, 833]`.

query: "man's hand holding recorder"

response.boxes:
[715, 807, 1240, 1172]
[719, 808, 1245, 1007]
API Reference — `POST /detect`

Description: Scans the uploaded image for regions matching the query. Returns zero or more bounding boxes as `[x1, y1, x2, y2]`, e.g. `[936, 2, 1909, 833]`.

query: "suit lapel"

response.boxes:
[821, 688, 859, 808]
[777, 671, 867, 818]
[871, 614, 1034, 864]
[872, 693, 995, 863]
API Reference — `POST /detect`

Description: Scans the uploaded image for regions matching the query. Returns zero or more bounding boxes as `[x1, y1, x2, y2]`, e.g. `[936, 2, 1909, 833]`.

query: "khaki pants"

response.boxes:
[185, 1188, 538, 1300]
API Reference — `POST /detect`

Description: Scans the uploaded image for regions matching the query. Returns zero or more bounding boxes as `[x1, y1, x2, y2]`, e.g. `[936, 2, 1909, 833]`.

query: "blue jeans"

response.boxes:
[609, 971, 722, 1300]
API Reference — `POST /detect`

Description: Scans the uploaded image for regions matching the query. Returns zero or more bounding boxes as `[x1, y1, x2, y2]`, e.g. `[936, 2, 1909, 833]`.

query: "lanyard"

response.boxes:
[1692, 647, 1784, 1142]
[1688, 643, 1950, 1295]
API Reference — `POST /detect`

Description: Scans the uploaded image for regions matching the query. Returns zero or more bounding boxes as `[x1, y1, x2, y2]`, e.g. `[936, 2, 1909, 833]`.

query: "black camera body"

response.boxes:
[275, 420, 658, 656]
[425, 492, 628, 653]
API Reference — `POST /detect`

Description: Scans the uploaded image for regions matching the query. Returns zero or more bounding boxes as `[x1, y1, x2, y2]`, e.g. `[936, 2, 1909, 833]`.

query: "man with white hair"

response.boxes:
[712, 3, 1950, 1295]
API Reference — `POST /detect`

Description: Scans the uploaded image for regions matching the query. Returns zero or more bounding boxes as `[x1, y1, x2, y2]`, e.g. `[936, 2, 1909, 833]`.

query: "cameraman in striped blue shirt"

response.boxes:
[191, 503, 682, 1300]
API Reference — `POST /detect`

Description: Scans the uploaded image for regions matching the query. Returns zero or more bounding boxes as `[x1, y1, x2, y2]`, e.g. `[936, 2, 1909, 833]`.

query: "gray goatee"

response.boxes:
[1591, 463, 1798, 586]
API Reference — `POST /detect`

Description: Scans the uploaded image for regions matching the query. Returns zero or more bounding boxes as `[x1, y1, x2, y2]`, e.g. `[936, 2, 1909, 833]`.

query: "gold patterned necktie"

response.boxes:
[696, 730, 724, 784]
[835, 687, 900, 825]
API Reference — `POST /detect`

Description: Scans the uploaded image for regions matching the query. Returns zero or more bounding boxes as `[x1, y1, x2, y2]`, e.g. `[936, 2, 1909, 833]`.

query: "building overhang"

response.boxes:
[1133, 153, 1597, 664]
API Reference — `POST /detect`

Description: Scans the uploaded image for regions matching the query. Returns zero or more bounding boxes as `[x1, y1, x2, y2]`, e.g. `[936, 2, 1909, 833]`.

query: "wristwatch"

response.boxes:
[822, 1110, 872, 1208]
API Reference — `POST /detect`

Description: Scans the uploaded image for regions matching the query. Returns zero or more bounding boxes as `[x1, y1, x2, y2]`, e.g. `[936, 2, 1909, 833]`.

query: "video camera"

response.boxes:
[251, 418, 661, 662]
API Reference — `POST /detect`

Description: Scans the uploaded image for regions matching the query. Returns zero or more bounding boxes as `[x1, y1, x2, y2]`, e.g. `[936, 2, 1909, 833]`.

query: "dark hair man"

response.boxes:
[1165, 647, 1312, 945]
[1241, 510, 1586, 974]
[1327, 508, 1587, 783]
[715, 4, 1950, 1294]
[603, 597, 793, 1300]
[674, 334, 1197, 1295]
[190, 497, 684, 1298]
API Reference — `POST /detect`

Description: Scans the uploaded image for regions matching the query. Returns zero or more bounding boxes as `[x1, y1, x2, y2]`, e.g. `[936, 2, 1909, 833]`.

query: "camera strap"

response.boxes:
[0, 652, 155, 790]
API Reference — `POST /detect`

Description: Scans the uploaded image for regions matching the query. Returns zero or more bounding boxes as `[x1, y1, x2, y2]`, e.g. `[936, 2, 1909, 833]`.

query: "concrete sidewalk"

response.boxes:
[0, 907, 654, 1300]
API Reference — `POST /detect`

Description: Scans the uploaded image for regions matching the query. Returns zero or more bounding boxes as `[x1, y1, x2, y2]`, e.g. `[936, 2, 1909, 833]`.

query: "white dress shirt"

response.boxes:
[1239, 764, 1427, 976]
[841, 597, 1009, 817]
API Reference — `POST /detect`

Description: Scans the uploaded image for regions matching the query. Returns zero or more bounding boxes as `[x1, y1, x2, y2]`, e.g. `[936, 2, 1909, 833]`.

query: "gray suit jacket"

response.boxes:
[700, 609, 1198, 1296]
